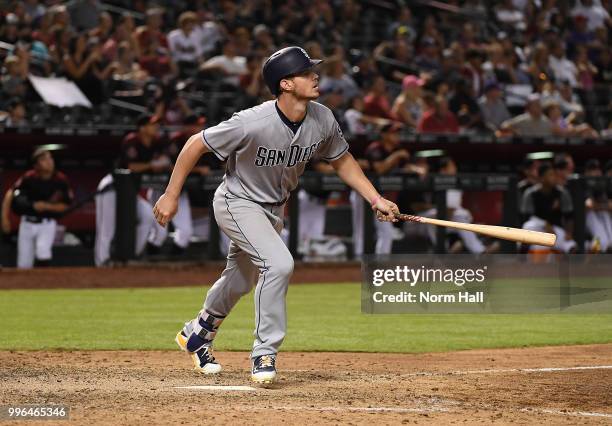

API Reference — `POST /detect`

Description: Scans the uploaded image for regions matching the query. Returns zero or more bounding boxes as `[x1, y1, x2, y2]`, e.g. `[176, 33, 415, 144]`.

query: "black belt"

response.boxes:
[23, 216, 54, 223]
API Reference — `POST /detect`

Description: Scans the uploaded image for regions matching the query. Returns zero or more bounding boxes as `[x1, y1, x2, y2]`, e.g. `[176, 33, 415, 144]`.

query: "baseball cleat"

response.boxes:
[251, 354, 276, 384]
[175, 330, 222, 374]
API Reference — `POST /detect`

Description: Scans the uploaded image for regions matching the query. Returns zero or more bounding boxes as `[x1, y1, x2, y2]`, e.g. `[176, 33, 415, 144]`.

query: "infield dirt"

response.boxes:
[1, 344, 611, 425]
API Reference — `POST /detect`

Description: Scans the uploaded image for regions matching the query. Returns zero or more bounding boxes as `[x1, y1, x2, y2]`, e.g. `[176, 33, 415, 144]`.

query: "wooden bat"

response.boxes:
[395, 214, 557, 247]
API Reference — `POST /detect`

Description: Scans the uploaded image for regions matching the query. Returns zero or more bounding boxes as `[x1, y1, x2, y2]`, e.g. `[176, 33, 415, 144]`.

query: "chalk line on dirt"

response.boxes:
[173, 385, 258, 391]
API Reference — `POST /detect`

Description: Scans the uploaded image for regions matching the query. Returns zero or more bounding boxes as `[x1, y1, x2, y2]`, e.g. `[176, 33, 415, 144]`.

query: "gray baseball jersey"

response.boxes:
[201, 100, 349, 203]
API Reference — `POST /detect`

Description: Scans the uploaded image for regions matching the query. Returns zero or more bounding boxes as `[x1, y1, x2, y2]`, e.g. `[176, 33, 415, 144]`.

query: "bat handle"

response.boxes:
[395, 213, 424, 223]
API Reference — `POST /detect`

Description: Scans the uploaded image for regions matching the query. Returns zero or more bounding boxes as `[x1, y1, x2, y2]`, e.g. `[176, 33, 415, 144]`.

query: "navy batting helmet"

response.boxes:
[262, 46, 323, 96]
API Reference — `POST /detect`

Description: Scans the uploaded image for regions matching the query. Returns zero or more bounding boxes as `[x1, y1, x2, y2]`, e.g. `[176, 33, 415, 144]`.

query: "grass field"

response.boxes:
[1, 283, 611, 352]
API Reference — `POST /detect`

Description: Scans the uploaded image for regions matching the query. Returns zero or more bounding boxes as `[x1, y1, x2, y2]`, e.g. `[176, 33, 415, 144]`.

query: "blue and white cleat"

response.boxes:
[175, 327, 222, 375]
[251, 355, 276, 384]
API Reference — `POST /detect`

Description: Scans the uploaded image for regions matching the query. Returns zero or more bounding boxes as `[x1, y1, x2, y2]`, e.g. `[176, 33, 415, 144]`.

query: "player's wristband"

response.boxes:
[370, 195, 382, 208]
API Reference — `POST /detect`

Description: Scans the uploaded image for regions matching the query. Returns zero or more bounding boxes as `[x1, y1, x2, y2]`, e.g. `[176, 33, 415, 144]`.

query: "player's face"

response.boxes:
[286, 70, 320, 100]
[35, 151, 55, 174]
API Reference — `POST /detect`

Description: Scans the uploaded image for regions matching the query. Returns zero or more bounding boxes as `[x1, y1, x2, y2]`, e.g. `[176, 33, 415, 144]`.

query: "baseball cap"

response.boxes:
[136, 114, 161, 127]
[31, 144, 66, 161]
[402, 75, 424, 90]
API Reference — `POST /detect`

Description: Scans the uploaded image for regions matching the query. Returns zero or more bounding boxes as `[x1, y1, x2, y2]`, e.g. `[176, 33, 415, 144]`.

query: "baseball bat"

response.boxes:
[395, 214, 556, 247]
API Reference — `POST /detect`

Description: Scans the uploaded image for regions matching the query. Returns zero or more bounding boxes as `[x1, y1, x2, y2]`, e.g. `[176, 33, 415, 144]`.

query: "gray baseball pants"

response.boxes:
[202, 185, 293, 359]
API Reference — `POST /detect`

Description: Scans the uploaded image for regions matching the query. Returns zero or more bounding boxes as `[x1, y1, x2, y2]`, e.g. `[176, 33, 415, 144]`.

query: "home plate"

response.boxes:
[174, 385, 258, 391]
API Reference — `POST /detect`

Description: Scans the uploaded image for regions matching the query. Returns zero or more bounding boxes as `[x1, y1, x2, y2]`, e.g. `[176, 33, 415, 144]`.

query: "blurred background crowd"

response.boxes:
[1, 0, 611, 134]
[0, 0, 611, 266]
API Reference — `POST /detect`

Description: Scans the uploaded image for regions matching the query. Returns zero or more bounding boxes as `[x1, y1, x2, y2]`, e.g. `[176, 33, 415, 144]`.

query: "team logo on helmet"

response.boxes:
[299, 47, 311, 59]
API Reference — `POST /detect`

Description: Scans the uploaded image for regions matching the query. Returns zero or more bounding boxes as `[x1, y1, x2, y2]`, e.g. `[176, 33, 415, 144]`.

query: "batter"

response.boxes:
[153, 46, 399, 383]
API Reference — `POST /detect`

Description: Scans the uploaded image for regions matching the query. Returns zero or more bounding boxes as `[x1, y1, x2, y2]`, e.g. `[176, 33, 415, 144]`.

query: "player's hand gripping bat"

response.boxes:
[395, 213, 556, 247]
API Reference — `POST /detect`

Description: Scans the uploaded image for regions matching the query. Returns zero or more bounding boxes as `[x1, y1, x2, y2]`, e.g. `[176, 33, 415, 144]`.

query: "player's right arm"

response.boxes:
[153, 133, 209, 226]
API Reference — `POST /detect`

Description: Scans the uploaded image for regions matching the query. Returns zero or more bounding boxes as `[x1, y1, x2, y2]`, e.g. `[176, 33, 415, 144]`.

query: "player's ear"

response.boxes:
[279, 78, 293, 93]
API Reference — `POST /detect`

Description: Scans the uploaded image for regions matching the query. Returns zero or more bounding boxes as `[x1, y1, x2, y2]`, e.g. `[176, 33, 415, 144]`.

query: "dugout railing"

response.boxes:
[113, 170, 524, 261]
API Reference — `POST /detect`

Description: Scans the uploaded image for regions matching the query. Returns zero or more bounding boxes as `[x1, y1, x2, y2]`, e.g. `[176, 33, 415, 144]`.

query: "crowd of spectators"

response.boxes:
[0, 0, 610, 137]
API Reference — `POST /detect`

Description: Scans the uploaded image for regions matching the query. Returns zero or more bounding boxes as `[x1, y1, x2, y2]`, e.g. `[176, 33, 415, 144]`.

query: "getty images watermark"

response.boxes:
[361, 254, 612, 314]
[371, 265, 487, 304]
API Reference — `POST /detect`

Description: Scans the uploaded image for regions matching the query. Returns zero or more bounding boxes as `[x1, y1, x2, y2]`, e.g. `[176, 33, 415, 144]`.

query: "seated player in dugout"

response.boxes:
[420, 157, 500, 254]
[147, 114, 221, 255]
[521, 162, 576, 253]
[1, 147, 73, 268]
[152, 46, 400, 384]
[352, 122, 410, 255]
[94, 114, 170, 266]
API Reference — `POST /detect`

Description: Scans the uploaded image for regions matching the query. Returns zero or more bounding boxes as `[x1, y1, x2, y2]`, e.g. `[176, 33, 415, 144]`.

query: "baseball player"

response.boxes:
[147, 115, 215, 254]
[94, 114, 168, 266]
[153, 46, 399, 384]
[1, 147, 73, 268]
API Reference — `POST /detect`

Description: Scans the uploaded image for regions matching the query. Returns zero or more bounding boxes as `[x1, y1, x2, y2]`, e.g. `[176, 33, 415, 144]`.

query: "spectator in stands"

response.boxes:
[571, 0, 611, 32]
[548, 40, 578, 87]
[461, 49, 485, 97]
[240, 53, 267, 102]
[484, 42, 519, 84]
[1, 13, 22, 44]
[500, 94, 553, 137]
[392, 75, 425, 128]
[139, 34, 177, 80]
[548, 79, 585, 115]
[594, 47, 612, 85]
[495, 0, 527, 32]
[415, 38, 441, 73]
[111, 41, 149, 90]
[200, 38, 247, 87]
[168, 12, 204, 77]
[387, 6, 416, 42]
[479, 82, 511, 132]
[135, 7, 167, 56]
[417, 96, 459, 134]
[420, 14, 446, 50]
[1, 147, 73, 268]
[88, 11, 112, 42]
[527, 42, 553, 88]
[566, 15, 595, 58]
[102, 14, 138, 62]
[0, 98, 27, 127]
[574, 45, 598, 90]
[544, 100, 599, 138]
[252, 24, 276, 56]
[584, 159, 612, 253]
[449, 78, 482, 131]
[319, 57, 359, 101]
[522, 163, 576, 253]
[422, 157, 498, 254]
[363, 75, 395, 120]
[350, 54, 378, 89]
[63, 34, 114, 104]
[49, 4, 70, 31]
[1, 55, 29, 100]
[373, 38, 414, 82]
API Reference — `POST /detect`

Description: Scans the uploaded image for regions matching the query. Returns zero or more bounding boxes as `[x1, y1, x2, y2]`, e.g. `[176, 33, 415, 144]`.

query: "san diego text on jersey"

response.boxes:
[254, 140, 323, 168]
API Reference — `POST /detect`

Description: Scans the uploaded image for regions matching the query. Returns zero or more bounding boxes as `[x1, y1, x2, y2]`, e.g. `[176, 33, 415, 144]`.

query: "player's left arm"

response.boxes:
[331, 152, 398, 222]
